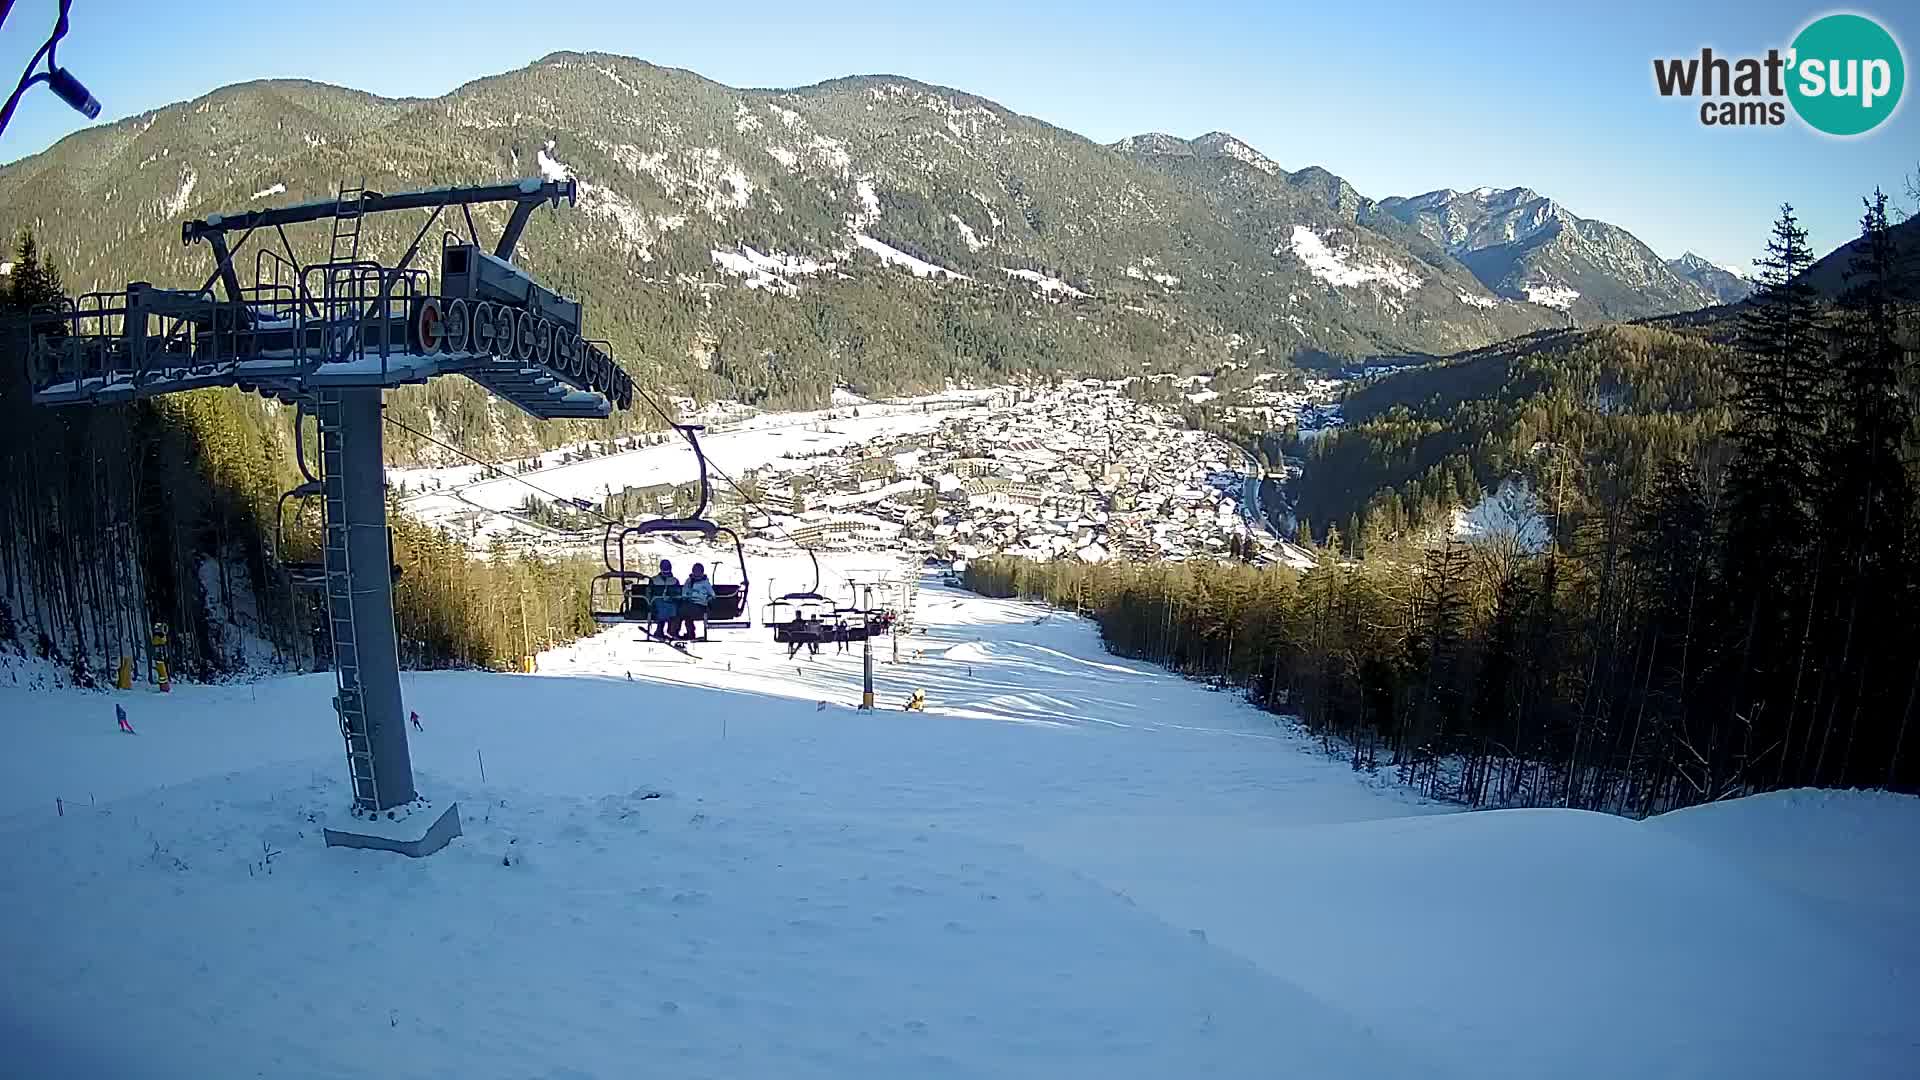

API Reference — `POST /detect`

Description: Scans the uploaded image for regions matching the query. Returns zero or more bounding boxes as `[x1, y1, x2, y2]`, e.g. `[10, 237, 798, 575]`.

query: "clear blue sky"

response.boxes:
[3, 0, 1914, 272]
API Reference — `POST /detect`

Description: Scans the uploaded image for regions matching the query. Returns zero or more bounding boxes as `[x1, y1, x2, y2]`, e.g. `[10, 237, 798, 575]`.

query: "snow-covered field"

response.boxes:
[391, 392, 1001, 545]
[3, 554, 1916, 1078]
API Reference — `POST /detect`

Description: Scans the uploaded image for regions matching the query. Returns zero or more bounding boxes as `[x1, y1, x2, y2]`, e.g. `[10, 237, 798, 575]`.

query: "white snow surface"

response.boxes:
[1286, 226, 1422, 293]
[398, 391, 998, 530]
[950, 214, 986, 251]
[1126, 264, 1181, 287]
[4, 563, 1916, 1079]
[537, 140, 571, 182]
[1002, 268, 1088, 298]
[160, 167, 197, 218]
[851, 178, 881, 228]
[1523, 282, 1580, 310]
[1457, 291, 1500, 309]
[1451, 476, 1551, 553]
[854, 234, 968, 279]
[248, 182, 286, 200]
[710, 244, 831, 291]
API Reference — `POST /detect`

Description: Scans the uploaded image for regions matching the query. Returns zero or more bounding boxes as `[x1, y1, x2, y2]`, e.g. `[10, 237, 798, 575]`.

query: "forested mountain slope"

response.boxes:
[1, 52, 1731, 459]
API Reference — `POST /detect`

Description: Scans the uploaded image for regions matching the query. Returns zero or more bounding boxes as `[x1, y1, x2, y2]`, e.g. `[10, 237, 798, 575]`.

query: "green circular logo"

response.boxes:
[1788, 13, 1905, 136]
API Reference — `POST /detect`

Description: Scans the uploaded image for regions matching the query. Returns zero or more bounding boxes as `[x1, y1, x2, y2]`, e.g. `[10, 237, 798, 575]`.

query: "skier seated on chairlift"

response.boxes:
[786, 612, 824, 659]
[649, 559, 681, 640]
[677, 563, 715, 641]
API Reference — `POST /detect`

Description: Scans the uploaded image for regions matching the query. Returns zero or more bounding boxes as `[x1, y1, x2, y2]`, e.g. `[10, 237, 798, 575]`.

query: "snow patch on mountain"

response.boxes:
[733, 102, 763, 134]
[854, 234, 968, 280]
[765, 145, 798, 170]
[809, 135, 852, 175]
[852, 178, 881, 228]
[161, 167, 197, 219]
[1523, 283, 1579, 310]
[709, 256, 793, 294]
[591, 63, 641, 97]
[712, 245, 830, 279]
[1127, 263, 1181, 287]
[1197, 133, 1281, 175]
[1004, 268, 1089, 298]
[1286, 226, 1421, 293]
[601, 142, 663, 180]
[1457, 292, 1500, 309]
[589, 143, 752, 216]
[249, 182, 285, 201]
[577, 183, 651, 258]
[537, 141, 571, 182]
[768, 103, 802, 130]
[712, 154, 753, 212]
[1451, 477, 1549, 553]
[972, 192, 1002, 230]
[951, 214, 987, 251]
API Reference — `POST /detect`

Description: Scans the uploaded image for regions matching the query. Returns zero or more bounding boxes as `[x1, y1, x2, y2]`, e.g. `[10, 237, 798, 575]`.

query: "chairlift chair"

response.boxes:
[763, 547, 842, 645]
[590, 424, 750, 636]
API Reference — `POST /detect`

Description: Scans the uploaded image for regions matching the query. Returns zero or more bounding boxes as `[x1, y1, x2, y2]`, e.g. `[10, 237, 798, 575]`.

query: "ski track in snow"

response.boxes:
[2, 561, 1916, 1079]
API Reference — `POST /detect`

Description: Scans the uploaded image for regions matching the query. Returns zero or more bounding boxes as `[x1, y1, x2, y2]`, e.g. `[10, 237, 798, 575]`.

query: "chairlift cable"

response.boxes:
[627, 383, 820, 570]
[381, 413, 622, 529]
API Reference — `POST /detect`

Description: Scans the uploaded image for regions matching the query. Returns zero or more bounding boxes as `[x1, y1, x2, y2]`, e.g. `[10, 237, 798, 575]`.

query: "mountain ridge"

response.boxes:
[2, 53, 1737, 422]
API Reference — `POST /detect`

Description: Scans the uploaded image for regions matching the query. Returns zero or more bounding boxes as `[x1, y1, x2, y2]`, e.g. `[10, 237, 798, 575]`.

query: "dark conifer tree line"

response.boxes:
[969, 200, 1919, 812]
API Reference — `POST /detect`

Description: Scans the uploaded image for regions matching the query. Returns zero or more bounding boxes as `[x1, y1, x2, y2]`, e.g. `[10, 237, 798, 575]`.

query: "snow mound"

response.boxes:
[1650, 788, 1920, 953]
[1457, 291, 1500, 309]
[1029, 796, 1920, 1080]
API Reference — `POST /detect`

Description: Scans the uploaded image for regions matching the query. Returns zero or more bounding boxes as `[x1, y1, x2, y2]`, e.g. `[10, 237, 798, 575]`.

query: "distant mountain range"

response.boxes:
[1666, 251, 1754, 303]
[1366, 187, 1725, 318]
[0, 53, 1770, 403]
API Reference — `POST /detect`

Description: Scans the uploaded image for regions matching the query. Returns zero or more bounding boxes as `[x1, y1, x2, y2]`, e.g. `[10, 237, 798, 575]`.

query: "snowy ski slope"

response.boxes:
[1, 555, 1916, 1078]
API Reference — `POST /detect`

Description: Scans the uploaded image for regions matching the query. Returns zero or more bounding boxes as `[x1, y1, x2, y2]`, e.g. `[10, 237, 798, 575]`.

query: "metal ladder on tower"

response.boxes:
[321, 180, 368, 363]
[316, 390, 379, 810]
[328, 180, 366, 264]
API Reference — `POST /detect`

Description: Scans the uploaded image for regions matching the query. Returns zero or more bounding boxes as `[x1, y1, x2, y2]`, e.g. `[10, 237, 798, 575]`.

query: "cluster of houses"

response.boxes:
[707, 380, 1283, 566]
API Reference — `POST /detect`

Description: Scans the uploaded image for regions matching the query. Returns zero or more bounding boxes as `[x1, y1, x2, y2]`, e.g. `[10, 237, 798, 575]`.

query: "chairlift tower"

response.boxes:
[21, 177, 635, 849]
